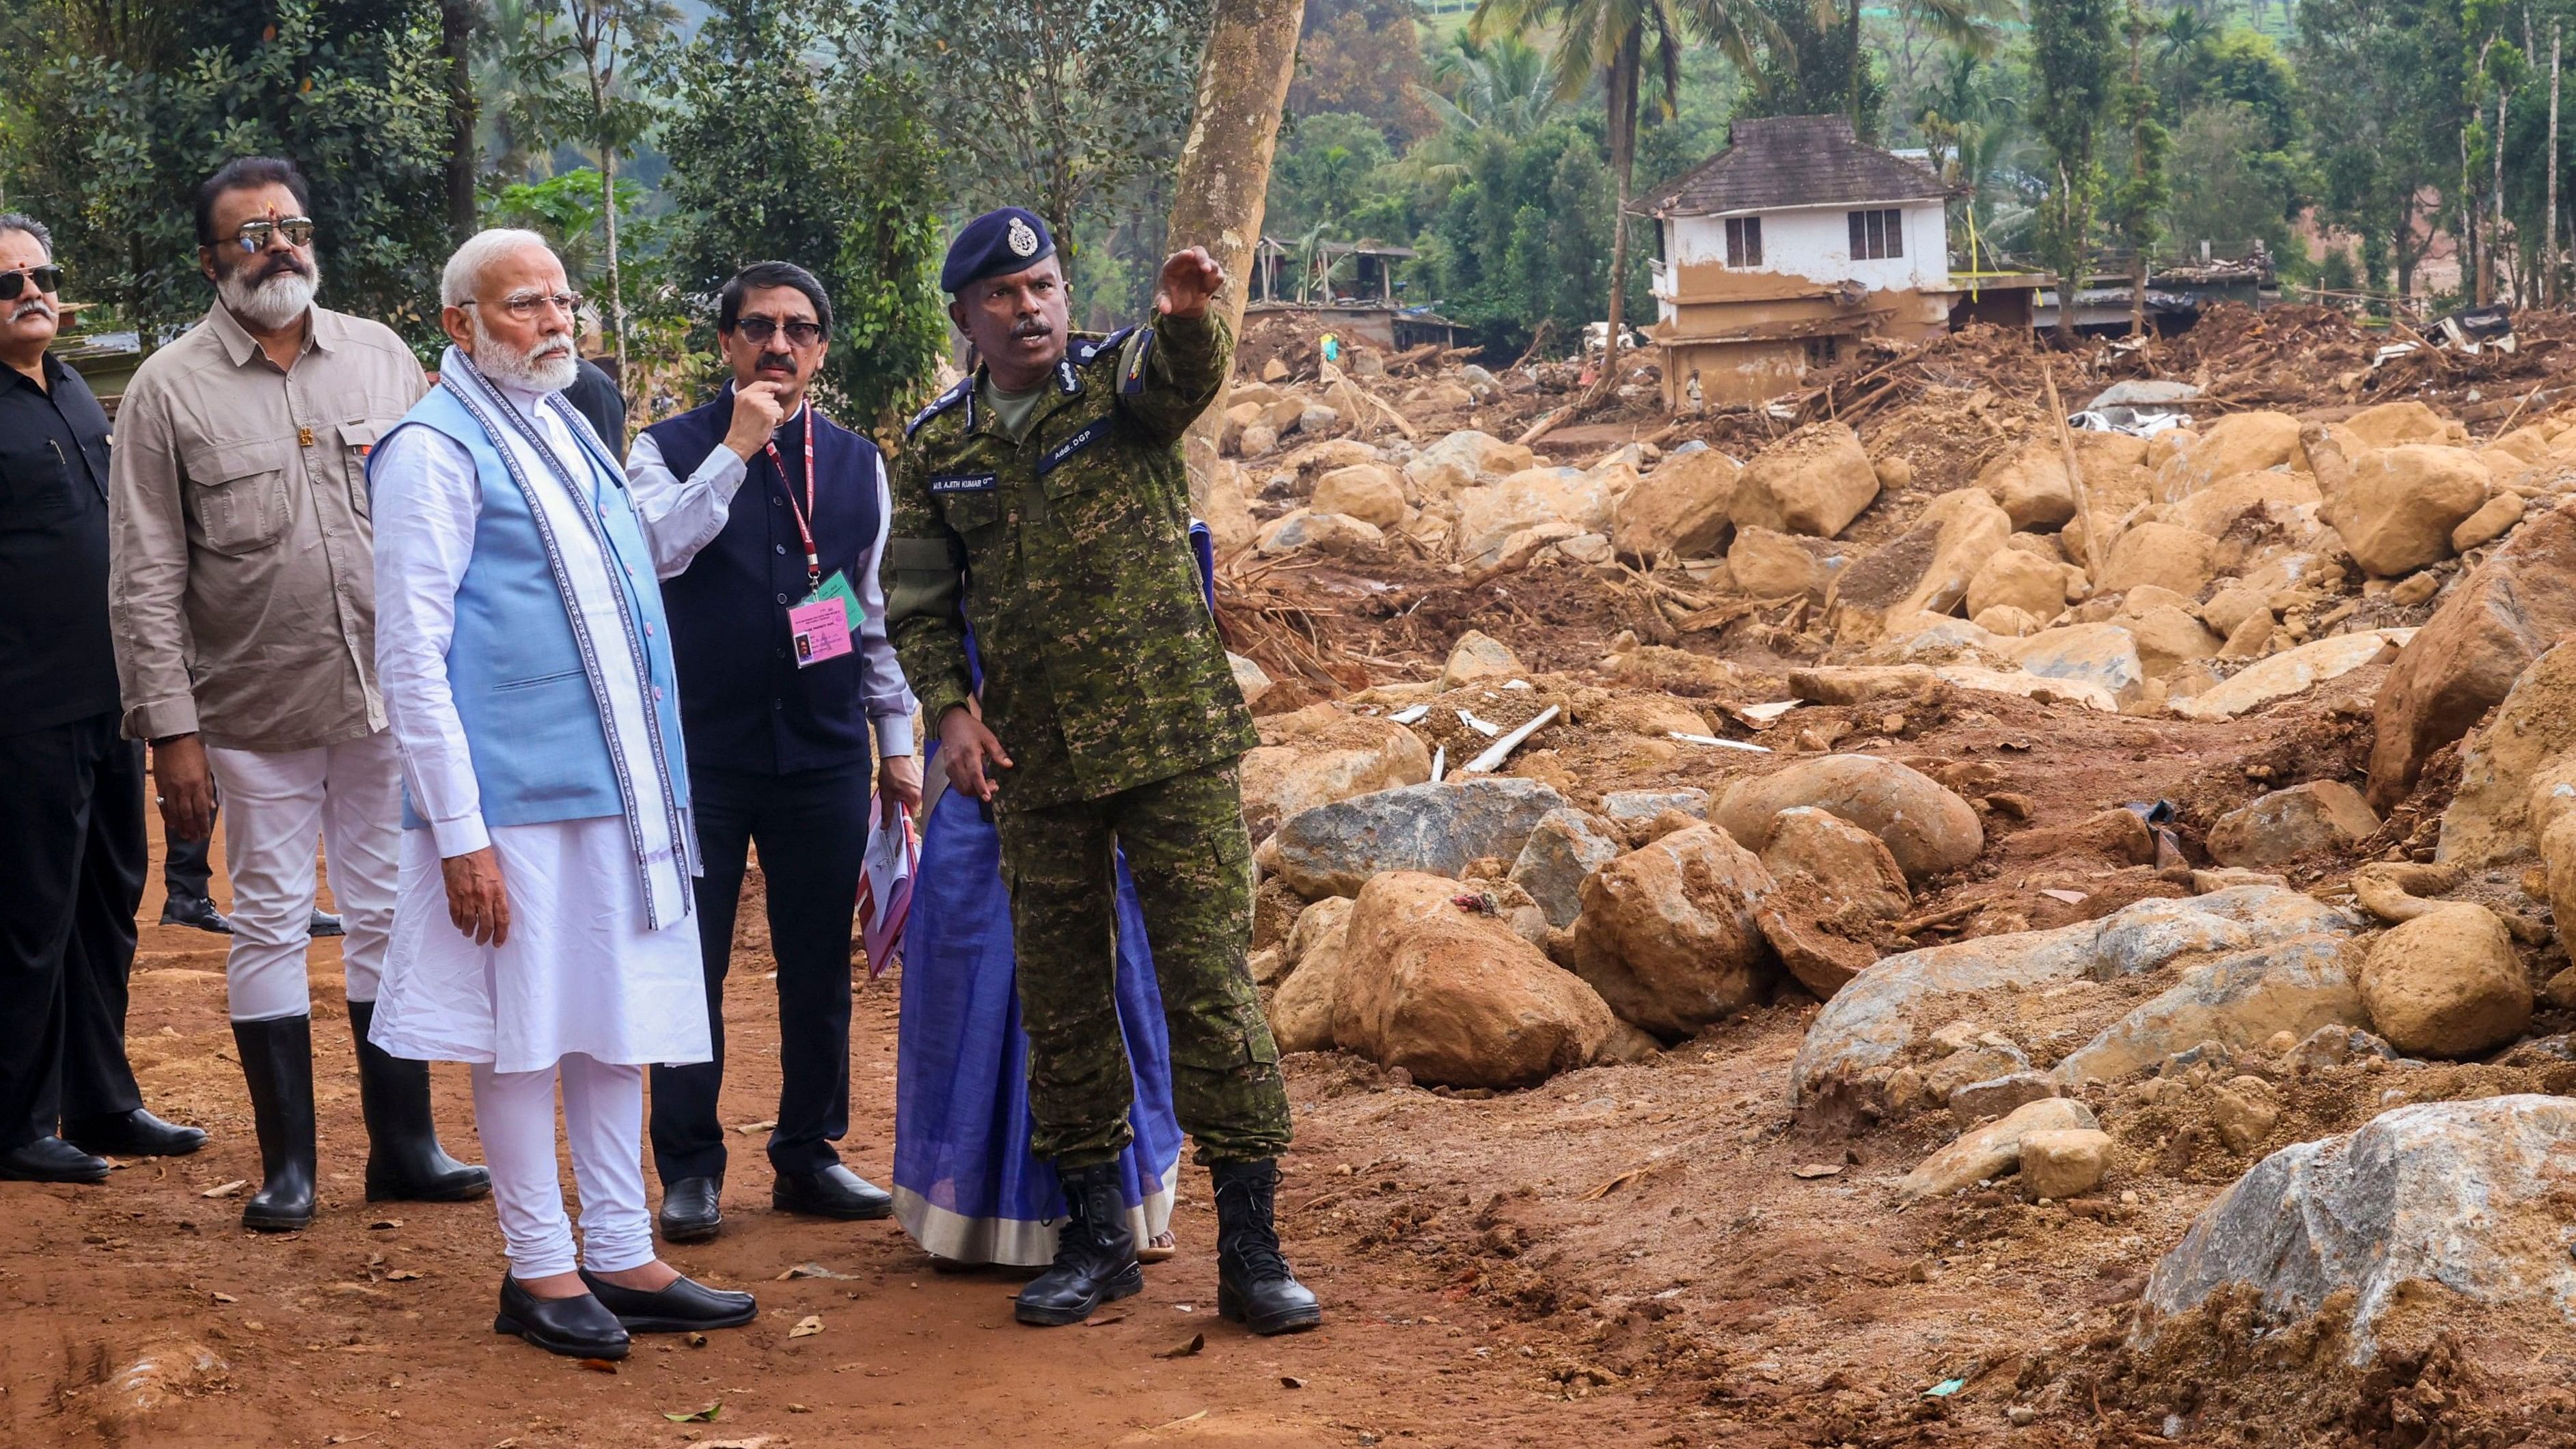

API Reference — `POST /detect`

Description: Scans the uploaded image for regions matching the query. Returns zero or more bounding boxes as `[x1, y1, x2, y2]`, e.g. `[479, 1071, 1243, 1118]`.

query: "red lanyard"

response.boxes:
[765, 403, 821, 590]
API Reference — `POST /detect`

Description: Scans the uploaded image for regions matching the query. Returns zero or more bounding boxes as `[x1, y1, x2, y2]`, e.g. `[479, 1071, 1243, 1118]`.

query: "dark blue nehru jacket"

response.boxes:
[644, 385, 886, 776]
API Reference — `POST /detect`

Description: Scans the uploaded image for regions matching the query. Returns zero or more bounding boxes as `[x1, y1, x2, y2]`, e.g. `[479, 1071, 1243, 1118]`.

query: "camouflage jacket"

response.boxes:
[884, 309, 1256, 812]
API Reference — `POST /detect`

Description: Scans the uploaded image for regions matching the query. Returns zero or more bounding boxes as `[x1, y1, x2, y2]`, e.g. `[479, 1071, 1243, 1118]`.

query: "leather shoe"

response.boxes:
[160, 893, 233, 934]
[307, 909, 344, 938]
[771, 1164, 893, 1220]
[64, 1108, 207, 1158]
[658, 1176, 723, 1243]
[0, 1136, 111, 1183]
[579, 1269, 756, 1332]
[494, 1275, 629, 1360]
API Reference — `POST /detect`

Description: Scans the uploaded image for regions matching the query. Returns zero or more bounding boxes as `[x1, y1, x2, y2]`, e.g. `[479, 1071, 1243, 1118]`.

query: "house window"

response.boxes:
[1725, 215, 1763, 268]
[1848, 208, 1904, 261]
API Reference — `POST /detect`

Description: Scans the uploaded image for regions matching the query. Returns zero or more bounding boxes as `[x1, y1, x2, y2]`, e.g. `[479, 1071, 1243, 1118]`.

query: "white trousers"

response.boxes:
[471, 1053, 655, 1280]
[203, 730, 402, 1022]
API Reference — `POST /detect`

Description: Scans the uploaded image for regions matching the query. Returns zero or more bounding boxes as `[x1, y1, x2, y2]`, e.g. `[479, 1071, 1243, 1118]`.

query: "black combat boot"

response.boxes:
[1014, 1161, 1142, 1326]
[1211, 1159, 1321, 1335]
[347, 1000, 491, 1202]
[232, 1015, 318, 1231]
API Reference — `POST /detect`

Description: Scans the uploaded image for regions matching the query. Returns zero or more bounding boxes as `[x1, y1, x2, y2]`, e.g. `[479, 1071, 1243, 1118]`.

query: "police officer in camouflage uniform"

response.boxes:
[883, 208, 1318, 1334]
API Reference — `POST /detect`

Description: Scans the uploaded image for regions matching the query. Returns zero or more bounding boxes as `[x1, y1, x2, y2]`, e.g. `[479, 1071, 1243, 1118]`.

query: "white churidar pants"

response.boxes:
[202, 730, 402, 1022]
[470, 1053, 654, 1280]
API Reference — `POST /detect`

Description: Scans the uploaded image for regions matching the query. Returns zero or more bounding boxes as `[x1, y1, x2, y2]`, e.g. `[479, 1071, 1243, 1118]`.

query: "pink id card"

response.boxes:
[788, 596, 853, 667]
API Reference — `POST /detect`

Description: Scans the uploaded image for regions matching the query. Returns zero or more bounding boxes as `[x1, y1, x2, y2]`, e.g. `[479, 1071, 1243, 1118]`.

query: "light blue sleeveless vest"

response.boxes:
[370, 385, 691, 832]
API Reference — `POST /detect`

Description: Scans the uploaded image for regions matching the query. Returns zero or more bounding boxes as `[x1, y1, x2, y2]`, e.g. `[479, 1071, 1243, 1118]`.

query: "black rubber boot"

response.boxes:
[1212, 1160, 1321, 1335]
[232, 1015, 318, 1231]
[1014, 1161, 1143, 1326]
[347, 1000, 491, 1202]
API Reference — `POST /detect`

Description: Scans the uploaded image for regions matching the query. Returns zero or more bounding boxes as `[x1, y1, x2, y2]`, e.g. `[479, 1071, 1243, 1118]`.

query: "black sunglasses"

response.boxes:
[732, 316, 824, 347]
[1, 265, 64, 299]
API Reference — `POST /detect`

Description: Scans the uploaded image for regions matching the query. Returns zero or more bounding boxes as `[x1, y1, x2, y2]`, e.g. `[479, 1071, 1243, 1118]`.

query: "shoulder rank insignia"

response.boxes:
[1117, 326, 1156, 396]
[906, 376, 974, 438]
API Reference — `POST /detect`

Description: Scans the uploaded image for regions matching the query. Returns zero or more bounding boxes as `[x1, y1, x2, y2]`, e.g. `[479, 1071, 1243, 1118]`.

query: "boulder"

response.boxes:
[2342, 399, 2457, 450]
[2126, 605, 2224, 678]
[2439, 639, 2576, 866]
[1785, 665, 1936, 705]
[1438, 629, 1524, 689]
[1455, 466, 1620, 568]
[1948, 1070, 2059, 1128]
[1203, 461, 1259, 555]
[2018, 1128, 2113, 1200]
[1570, 824, 1777, 1038]
[2200, 583, 2274, 639]
[1239, 715, 1435, 840]
[1310, 463, 1408, 527]
[1268, 900, 1352, 1053]
[2143, 1096, 2576, 1362]
[1731, 421, 1880, 538]
[1964, 547, 2072, 621]
[2155, 411, 2305, 498]
[2167, 469, 2323, 538]
[2170, 630, 2412, 722]
[1611, 446, 1742, 562]
[1758, 806, 1909, 920]
[1508, 808, 1624, 928]
[2368, 499, 2576, 808]
[1934, 665, 2120, 712]
[1977, 439, 2079, 532]
[1239, 422, 1279, 457]
[2206, 1074, 2283, 1154]
[1333, 873, 1619, 1086]
[1404, 429, 1538, 500]
[1712, 754, 1983, 883]
[1755, 887, 1883, 1000]
[2051, 934, 2368, 1085]
[2098, 521, 2217, 598]
[2328, 444, 2491, 577]
[1477, 521, 1582, 576]
[1257, 778, 1570, 898]
[1790, 887, 2361, 1120]
[2452, 491, 2526, 552]
[1598, 788, 1710, 831]
[2357, 902, 2531, 1058]
[1727, 526, 1852, 601]
[1971, 605, 2044, 637]
[1824, 489, 2014, 645]
[1257, 509, 1383, 557]
[1895, 1097, 2102, 1202]
[2008, 623, 2147, 706]
[2206, 782, 2382, 868]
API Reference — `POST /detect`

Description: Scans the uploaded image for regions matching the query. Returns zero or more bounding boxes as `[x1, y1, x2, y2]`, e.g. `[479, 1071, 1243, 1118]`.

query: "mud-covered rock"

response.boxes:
[2206, 781, 2382, 868]
[2143, 1095, 2576, 1362]
[2052, 934, 2368, 1085]
[1731, 420, 1878, 538]
[1612, 445, 1742, 562]
[1240, 714, 1435, 840]
[2168, 630, 2411, 721]
[1758, 805, 1910, 920]
[1571, 824, 1777, 1038]
[1824, 488, 2014, 644]
[1712, 754, 1983, 883]
[2437, 639, 2576, 867]
[1896, 1096, 2101, 1201]
[2329, 444, 2491, 577]
[2358, 902, 2531, 1058]
[2018, 1128, 2113, 1200]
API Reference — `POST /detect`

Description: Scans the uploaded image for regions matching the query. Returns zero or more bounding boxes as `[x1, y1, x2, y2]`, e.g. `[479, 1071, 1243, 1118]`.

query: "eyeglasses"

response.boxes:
[732, 316, 824, 347]
[232, 217, 316, 251]
[463, 290, 584, 322]
[0, 265, 64, 299]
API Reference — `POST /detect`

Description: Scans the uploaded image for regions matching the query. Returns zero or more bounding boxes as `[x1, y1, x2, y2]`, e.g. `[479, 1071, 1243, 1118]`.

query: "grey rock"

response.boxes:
[2143, 1095, 2576, 1362]
[1948, 1071, 2061, 1129]
[1788, 887, 2363, 1124]
[2284, 1024, 2401, 1074]
[1508, 808, 1625, 928]
[1598, 788, 1710, 827]
[2052, 935, 2367, 1086]
[1257, 778, 1570, 899]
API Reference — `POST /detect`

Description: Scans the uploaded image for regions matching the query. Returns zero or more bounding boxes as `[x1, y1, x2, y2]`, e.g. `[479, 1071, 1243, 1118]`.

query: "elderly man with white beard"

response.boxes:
[109, 157, 487, 1232]
[364, 229, 755, 1360]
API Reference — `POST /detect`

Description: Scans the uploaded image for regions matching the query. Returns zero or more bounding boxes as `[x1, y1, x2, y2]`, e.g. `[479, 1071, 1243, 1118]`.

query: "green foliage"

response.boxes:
[2105, 5, 2169, 275]
[3, 0, 453, 346]
[2163, 101, 2307, 258]
[2029, 0, 2117, 320]
[1736, 0, 1886, 140]
[2292, 0, 2471, 296]
[1425, 120, 1638, 353]
[1267, 113, 1401, 237]
[487, 166, 641, 281]
[660, 0, 947, 428]
[1290, 0, 1437, 139]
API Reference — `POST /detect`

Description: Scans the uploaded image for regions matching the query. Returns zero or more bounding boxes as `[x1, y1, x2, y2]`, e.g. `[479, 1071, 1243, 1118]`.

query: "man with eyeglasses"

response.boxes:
[624, 260, 921, 1242]
[108, 156, 488, 1232]
[0, 212, 206, 1183]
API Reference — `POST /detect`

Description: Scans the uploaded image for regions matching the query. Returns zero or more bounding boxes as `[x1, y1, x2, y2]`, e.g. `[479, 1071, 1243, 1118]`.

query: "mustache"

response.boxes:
[1010, 318, 1050, 338]
[10, 297, 55, 322]
[756, 352, 795, 370]
[528, 336, 573, 360]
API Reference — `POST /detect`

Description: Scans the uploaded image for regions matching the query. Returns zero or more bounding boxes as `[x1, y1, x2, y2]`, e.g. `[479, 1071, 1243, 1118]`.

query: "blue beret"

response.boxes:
[942, 208, 1056, 294]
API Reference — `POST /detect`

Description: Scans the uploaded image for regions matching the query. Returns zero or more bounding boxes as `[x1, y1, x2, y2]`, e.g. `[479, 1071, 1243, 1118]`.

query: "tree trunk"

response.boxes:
[2496, 89, 2511, 303]
[2129, 251, 2146, 337]
[442, 0, 478, 243]
[1602, 32, 1640, 388]
[2551, 25, 2563, 305]
[1847, 0, 1865, 129]
[1164, 0, 1308, 516]
[603, 149, 627, 381]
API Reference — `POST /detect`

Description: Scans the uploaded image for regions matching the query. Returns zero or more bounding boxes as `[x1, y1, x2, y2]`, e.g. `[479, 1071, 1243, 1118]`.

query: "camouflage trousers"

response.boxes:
[994, 758, 1291, 1168]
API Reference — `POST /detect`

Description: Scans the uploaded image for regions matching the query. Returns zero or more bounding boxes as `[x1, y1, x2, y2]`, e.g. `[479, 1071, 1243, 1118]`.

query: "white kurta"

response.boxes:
[368, 374, 712, 1073]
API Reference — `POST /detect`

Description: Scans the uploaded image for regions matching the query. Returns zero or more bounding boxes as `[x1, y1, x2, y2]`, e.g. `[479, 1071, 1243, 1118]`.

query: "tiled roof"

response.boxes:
[1643, 114, 1947, 217]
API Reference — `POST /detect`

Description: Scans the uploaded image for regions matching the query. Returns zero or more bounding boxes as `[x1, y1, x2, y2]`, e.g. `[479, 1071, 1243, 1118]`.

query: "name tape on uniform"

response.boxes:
[929, 471, 999, 495]
[1037, 419, 1110, 475]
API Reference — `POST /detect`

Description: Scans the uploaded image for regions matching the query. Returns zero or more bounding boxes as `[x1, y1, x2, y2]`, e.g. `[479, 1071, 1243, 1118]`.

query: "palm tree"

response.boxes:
[1815, 0, 2016, 127]
[1468, 0, 1766, 376]
[1424, 33, 1565, 139]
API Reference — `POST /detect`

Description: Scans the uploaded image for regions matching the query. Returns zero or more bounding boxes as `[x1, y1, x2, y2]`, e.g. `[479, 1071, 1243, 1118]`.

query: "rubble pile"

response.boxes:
[1212, 307, 2576, 1439]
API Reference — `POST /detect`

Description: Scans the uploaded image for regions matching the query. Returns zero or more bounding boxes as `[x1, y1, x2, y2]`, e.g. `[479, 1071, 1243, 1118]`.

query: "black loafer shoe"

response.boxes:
[658, 1176, 723, 1243]
[772, 1164, 894, 1220]
[64, 1108, 207, 1158]
[307, 909, 344, 938]
[160, 894, 233, 935]
[494, 1276, 630, 1360]
[577, 1269, 756, 1332]
[0, 1136, 112, 1183]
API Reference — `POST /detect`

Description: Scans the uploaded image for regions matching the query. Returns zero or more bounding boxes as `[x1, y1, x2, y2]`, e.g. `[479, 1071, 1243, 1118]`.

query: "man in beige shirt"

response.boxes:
[109, 156, 488, 1232]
